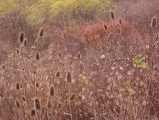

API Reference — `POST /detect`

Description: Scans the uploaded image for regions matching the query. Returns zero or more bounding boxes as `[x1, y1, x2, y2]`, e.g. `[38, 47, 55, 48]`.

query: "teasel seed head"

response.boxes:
[50, 85, 55, 96]
[16, 83, 20, 90]
[57, 102, 62, 109]
[20, 83, 23, 89]
[56, 71, 60, 77]
[24, 38, 28, 46]
[59, 52, 61, 57]
[47, 112, 52, 118]
[2, 64, 6, 70]
[15, 99, 21, 108]
[47, 100, 52, 108]
[151, 17, 157, 28]
[33, 71, 36, 75]
[66, 72, 72, 84]
[38, 27, 45, 37]
[30, 109, 36, 116]
[119, 19, 122, 24]
[35, 51, 40, 60]
[110, 11, 114, 20]
[19, 32, 25, 43]
[22, 96, 26, 102]
[35, 82, 39, 88]
[77, 53, 81, 59]
[16, 48, 20, 54]
[34, 98, 41, 110]
[104, 24, 107, 30]
[70, 93, 75, 101]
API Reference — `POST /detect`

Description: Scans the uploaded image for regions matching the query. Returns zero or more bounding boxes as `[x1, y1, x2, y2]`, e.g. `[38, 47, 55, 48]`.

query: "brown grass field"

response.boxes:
[0, 0, 159, 120]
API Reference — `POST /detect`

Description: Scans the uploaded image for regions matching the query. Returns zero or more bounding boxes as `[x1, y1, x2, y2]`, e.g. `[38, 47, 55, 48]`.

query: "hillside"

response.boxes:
[0, 0, 159, 120]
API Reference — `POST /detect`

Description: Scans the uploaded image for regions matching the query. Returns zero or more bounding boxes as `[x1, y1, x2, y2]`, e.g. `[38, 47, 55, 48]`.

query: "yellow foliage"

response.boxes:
[0, 0, 17, 17]
[0, 0, 114, 27]
[21, 3, 46, 27]
[50, 0, 75, 18]
[0, 2, 2, 12]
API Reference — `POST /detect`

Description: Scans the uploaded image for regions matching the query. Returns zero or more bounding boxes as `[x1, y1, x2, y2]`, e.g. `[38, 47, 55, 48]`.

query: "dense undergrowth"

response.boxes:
[0, 0, 159, 120]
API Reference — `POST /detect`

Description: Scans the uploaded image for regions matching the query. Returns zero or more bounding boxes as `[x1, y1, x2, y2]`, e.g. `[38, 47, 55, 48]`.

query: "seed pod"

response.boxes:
[119, 19, 122, 24]
[16, 48, 20, 54]
[56, 71, 60, 77]
[151, 17, 157, 28]
[35, 51, 40, 60]
[57, 102, 62, 109]
[34, 98, 40, 110]
[47, 112, 52, 118]
[24, 38, 28, 46]
[16, 83, 20, 90]
[70, 93, 75, 101]
[110, 11, 114, 20]
[19, 32, 25, 43]
[59, 52, 61, 57]
[104, 24, 107, 30]
[50, 85, 55, 96]
[22, 96, 26, 102]
[47, 100, 52, 108]
[33, 71, 36, 75]
[38, 27, 45, 37]
[77, 53, 81, 59]
[30, 109, 36, 116]
[66, 72, 71, 84]
[35, 82, 39, 88]
[15, 99, 21, 108]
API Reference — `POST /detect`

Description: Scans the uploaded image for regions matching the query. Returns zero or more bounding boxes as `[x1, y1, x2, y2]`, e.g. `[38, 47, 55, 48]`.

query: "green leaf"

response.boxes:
[118, 88, 125, 92]
[126, 87, 130, 93]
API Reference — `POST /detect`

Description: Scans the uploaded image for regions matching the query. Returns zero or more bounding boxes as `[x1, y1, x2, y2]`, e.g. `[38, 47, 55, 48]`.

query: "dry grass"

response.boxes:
[0, 1, 159, 120]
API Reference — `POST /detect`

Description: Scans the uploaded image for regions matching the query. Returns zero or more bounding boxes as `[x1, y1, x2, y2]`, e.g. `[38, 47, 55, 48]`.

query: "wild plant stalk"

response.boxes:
[151, 17, 157, 64]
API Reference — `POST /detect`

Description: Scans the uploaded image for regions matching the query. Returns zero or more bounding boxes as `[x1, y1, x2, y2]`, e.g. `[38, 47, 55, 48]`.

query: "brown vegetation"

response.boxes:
[0, 0, 159, 120]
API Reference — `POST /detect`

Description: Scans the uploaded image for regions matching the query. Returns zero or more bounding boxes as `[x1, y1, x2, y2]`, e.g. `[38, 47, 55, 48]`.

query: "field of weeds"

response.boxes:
[0, 0, 159, 120]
